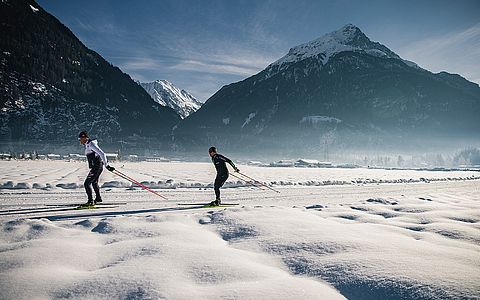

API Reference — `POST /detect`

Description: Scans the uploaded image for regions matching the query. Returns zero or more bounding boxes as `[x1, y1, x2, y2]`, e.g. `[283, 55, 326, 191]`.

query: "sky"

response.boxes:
[38, 0, 480, 102]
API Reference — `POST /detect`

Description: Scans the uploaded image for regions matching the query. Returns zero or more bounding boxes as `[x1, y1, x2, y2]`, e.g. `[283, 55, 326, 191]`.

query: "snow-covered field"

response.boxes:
[0, 161, 479, 299]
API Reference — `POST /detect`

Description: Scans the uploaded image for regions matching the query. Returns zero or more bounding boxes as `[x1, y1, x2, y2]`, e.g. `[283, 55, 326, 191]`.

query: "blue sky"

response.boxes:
[38, 0, 480, 102]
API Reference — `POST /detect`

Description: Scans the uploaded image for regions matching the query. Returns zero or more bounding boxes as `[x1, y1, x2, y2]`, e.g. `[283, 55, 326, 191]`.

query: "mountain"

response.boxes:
[0, 0, 180, 146]
[175, 24, 480, 155]
[139, 80, 201, 119]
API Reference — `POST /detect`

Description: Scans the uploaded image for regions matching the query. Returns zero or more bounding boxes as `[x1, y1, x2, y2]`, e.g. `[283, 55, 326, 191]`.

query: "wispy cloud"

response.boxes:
[170, 59, 259, 77]
[119, 57, 163, 71]
[398, 23, 480, 83]
[168, 48, 276, 77]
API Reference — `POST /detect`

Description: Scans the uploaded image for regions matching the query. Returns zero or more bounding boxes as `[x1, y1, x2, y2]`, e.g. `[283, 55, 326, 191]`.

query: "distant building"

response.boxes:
[317, 161, 333, 167]
[128, 154, 139, 162]
[47, 154, 62, 160]
[145, 157, 169, 162]
[295, 159, 333, 168]
[336, 163, 359, 169]
[295, 159, 318, 167]
[0, 153, 12, 160]
[68, 154, 83, 161]
[270, 160, 295, 167]
[105, 153, 119, 162]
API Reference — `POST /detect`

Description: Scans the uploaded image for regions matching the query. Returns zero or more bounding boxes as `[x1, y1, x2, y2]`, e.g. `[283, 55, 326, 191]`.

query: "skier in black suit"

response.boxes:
[208, 146, 239, 206]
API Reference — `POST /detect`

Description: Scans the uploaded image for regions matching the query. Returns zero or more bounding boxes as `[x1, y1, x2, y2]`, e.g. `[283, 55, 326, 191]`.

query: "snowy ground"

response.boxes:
[0, 161, 479, 299]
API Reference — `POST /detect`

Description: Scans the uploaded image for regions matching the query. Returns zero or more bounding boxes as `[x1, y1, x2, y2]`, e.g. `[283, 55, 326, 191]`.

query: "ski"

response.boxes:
[180, 203, 239, 209]
[45, 202, 127, 207]
[73, 205, 120, 210]
[178, 203, 239, 206]
[200, 204, 238, 208]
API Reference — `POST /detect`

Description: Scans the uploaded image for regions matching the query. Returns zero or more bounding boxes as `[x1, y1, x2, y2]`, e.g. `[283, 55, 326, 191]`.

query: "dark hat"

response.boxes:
[78, 130, 88, 138]
[208, 146, 216, 153]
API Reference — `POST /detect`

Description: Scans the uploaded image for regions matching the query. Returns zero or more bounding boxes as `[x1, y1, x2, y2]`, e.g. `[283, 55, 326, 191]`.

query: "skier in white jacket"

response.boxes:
[78, 131, 115, 207]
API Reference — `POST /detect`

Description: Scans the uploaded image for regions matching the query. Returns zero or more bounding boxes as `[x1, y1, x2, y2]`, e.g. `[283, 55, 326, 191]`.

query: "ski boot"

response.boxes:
[79, 201, 95, 208]
[209, 199, 221, 206]
[94, 197, 103, 204]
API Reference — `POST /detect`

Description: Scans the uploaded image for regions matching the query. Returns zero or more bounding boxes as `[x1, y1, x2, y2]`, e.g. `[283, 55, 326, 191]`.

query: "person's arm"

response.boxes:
[220, 154, 239, 172]
[89, 141, 109, 167]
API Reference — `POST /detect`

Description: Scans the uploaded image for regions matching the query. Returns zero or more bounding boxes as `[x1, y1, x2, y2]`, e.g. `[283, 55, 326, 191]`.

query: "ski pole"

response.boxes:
[230, 172, 267, 190]
[113, 170, 169, 200]
[111, 169, 169, 200]
[234, 171, 280, 194]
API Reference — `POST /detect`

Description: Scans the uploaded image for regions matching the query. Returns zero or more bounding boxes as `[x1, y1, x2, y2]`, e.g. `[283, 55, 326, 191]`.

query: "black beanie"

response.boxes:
[78, 131, 88, 138]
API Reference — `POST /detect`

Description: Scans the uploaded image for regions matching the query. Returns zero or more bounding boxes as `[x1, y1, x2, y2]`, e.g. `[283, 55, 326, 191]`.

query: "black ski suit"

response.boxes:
[211, 153, 237, 200]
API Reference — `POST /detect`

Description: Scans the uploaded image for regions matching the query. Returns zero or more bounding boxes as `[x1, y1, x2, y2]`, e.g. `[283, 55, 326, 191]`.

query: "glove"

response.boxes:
[234, 167, 240, 173]
[106, 165, 115, 172]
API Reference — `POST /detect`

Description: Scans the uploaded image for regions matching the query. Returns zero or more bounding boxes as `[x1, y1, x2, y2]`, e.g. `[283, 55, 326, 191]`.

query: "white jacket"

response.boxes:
[84, 139, 108, 167]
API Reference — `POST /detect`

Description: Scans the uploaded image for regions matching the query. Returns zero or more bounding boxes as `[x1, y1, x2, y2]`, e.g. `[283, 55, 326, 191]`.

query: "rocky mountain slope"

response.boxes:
[0, 0, 180, 145]
[140, 80, 201, 119]
[175, 24, 480, 154]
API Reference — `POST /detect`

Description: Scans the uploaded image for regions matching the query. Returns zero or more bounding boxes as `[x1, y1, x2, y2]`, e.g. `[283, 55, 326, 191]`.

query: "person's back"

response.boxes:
[212, 153, 232, 176]
[85, 139, 106, 169]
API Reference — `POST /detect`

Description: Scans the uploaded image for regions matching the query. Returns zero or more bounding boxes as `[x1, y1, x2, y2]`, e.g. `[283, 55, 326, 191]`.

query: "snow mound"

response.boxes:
[222, 205, 480, 299]
[101, 181, 131, 188]
[55, 183, 79, 189]
[305, 204, 324, 210]
[0, 181, 31, 189]
[366, 198, 398, 205]
[0, 216, 344, 299]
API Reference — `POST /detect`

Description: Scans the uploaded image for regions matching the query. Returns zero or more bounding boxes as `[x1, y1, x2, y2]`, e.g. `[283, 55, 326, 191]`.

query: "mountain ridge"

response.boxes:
[0, 0, 180, 145]
[175, 24, 480, 154]
[140, 80, 201, 119]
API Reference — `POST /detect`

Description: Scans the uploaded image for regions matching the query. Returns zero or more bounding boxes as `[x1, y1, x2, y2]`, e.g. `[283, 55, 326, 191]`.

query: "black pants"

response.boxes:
[214, 173, 228, 200]
[84, 166, 103, 201]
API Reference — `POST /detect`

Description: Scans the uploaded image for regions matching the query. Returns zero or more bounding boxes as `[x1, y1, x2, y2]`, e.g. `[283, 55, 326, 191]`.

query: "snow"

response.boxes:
[300, 115, 342, 124]
[31, 82, 47, 95]
[0, 160, 479, 299]
[140, 80, 201, 119]
[0, 161, 478, 191]
[365, 48, 387, 57]
[29, 4, 39, 13]
[241, 112, 257, 128]
[402, 59, 423, 70]
[267, 24, 401, 76]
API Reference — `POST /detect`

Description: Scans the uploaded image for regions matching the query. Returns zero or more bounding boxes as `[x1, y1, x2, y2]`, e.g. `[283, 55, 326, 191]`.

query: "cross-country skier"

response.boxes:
[78, 131, 115, 207]
[208, 146, 239, 206]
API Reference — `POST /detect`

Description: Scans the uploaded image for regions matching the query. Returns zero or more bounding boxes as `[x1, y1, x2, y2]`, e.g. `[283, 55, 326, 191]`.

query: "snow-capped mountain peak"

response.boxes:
[140, 80, 201, 119]
[270, 24, 400, 69]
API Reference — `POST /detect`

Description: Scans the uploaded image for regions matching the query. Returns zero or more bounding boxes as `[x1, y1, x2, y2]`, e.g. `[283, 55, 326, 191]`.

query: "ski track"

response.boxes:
[0, 161, 479, 299]
[1, 160, 479, 192]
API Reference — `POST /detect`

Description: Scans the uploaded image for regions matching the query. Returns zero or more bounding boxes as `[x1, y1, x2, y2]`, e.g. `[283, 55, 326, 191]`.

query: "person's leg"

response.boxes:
[91, 167, 103, 202]
[214, 176, 222, 200]
[84, 170, 95, 203]
[214, 174, 228, 203]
